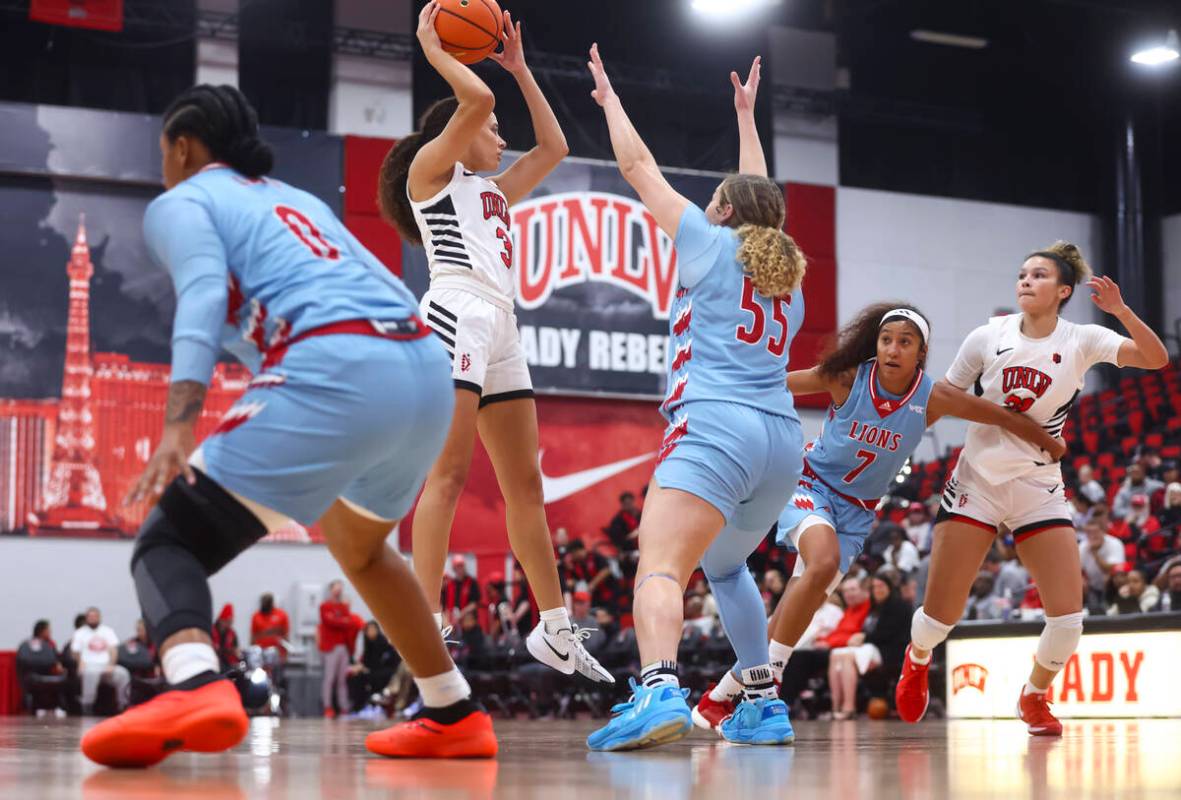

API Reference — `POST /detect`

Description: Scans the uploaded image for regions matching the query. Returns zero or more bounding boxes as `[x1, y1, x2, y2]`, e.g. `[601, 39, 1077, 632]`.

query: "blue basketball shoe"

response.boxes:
[719, 698, 795, 745]
[586, 678, 693, 751]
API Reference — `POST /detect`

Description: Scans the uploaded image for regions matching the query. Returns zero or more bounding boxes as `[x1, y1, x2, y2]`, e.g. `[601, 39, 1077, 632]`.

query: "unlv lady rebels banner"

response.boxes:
[395, 155, 837, 400]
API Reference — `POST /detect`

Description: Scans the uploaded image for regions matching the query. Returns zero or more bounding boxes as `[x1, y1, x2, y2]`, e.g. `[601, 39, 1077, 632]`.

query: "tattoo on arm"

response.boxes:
[165, 380, 207, 424]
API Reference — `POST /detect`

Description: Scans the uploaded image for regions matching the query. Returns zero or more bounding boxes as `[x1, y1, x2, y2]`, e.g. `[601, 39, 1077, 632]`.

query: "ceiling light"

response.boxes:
[1131, 30, 1180, 66]
[910, 29, 989, 50]
[691, 0, 776, 19]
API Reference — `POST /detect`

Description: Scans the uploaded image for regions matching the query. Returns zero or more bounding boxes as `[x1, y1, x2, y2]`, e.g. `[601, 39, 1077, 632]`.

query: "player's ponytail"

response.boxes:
[818, 301, 929, 379]
[162, 85, 274, 179]
[1028, 240, 1093, 309]
[720, 174, 807, 298]
[377, 97, 460, 246]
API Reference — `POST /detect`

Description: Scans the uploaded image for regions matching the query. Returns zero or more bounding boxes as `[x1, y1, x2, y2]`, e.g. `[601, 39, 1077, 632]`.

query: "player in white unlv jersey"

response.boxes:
[895, 241, 1168, 736]
[377, 3, 611, 684]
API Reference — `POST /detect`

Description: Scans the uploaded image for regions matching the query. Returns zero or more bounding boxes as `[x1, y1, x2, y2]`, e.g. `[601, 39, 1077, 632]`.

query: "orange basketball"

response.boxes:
[866, 697, 890, 720]
[434, 0, 503, 65]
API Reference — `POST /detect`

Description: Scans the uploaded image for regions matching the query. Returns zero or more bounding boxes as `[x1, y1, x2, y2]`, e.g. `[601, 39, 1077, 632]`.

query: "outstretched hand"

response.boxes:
[415, 1, 443, 54]
[731, 55, 761, 114]
[489, 10, 526, 74]
[587, 43, 615, 107]
[1087, 275, 1128, 316]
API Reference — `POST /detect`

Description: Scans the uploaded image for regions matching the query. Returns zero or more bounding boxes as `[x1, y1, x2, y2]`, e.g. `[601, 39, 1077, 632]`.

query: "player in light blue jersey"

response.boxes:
[82, 85, 496, 769]
[586, 50, 806, 750]
[693, 302, 1065, 729]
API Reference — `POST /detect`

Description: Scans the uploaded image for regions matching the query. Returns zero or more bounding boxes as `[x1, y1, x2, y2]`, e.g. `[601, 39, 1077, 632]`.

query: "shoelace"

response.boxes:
[440, 625, 459, 646]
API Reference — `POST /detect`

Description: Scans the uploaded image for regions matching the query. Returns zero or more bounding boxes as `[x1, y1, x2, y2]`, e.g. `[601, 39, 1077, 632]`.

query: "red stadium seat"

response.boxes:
[1146, 433, 1164, 449]
[1162, 445, 1181, 459]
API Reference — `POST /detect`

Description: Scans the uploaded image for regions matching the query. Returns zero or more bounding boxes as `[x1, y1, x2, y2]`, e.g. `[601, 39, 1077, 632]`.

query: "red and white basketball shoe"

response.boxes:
[1017, 690, 1063, 736]
[692, 684, 737, 732]
[894, 646, 930, 723]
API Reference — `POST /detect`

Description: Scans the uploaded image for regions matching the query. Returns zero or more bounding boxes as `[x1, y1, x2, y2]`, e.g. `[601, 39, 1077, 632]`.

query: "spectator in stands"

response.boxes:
[17, 620, 66, 716]
[683, 594, 715, 638]
[452, 611, 488, 667]
[1110, 494, 1161, 562]
[780, 577, 870, 705]
[553, 526, 570, 549]
[865, 519, 903, 560]
[795, 592, 845, 649]
[963, 573, 1004, 621]
[883, 527, 921, 576]
[762, 568, 786, 611]
[348, 620, 399, 717]
[1075, 464, 1107, 506]
[1159, 483, 1181, 530]
[1156, 463, 1180, 505]
[70, 607, 129, 715]
[561, 539, 619, 615]
[1153, 559, 1181, 611]
[603, 491, 641, 568]
[993, 554, 1030, 607]
[827, 573, 912, 719]
[1069, 493, 1094, 530]
[903, 502, 932, 551]
[1108, 569, 1159, 615]
[441, 555, 481, 628]
[1141, 449, 1165, 482]
[1113, 462, 1164, 520]
[211, 603, 241, 670]
[319, 580, 358, 718]
[251, 592, 290, 657]
[118, 619, 158, 679]
[1080, 521, 1126, 612]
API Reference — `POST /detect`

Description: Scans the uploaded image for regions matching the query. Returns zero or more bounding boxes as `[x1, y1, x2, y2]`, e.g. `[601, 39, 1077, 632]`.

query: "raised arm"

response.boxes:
[1088, 277, 1169, 370]
[488, 11, 568, 205]
[587, 43, 688, 237]
[926, 380, 1066, 462]
[408, 2, 496, 197]
[731, 56, 766, 178]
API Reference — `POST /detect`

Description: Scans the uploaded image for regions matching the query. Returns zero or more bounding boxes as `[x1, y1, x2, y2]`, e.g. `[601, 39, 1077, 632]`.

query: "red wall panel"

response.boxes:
[343, 134, 403, 277]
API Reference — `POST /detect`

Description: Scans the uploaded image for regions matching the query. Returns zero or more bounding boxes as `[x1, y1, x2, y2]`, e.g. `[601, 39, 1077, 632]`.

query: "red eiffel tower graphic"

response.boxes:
[37, 214, 120, 535]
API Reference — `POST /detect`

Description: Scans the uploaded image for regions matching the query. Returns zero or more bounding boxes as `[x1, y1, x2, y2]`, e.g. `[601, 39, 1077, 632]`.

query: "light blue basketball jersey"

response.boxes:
[143, 164, 419, 384]
[806, 360, 934, 500]
[662, 204, 803, 421]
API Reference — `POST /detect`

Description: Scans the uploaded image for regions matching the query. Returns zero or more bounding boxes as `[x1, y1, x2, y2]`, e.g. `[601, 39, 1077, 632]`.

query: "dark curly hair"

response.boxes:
[376, 97, 461, 246]
[817, 301, 928, 379]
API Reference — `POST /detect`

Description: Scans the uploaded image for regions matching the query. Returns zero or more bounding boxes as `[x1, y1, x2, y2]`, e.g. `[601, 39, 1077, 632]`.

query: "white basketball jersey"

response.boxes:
[945, 314, 1124, 484]
[409, 162, 515, 309]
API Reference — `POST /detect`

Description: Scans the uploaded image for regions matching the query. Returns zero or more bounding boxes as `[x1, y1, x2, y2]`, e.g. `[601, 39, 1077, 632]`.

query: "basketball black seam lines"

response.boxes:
[438, 6, 499, 44]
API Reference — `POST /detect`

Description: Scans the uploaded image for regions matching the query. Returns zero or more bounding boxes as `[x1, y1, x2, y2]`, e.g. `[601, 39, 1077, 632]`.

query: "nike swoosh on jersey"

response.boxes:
[996, 347, 1014, 356]
[539, 450, 657, 504]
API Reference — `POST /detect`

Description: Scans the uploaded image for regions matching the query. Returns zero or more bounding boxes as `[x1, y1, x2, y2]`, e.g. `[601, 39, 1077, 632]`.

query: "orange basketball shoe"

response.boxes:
[81, 679, 249, 768]
[1017, 690, 1063, 736]
[366, 704, 498, 759]
[894, 646, 930, 723]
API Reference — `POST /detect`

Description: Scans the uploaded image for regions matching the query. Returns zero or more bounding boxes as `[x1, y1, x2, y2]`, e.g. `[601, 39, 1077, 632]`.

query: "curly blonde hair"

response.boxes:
[719, 174, 807, 298]
[1028, 240, 1093, 308]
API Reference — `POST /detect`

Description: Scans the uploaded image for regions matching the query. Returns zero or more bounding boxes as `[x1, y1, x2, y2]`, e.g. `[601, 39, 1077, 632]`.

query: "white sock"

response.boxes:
[539, 606, 571, 635]
[908, 648, 932, 666]
[162, 642, 219, 685]
[740, 665, 778, 702]
[710, 668, 744, 701]
[769, 640, 793, 682]
[1023, 681, 1047, 696]
[433, 612, 444, 631]
[640, 660, 679, 688]
[415, 668, 471, 708]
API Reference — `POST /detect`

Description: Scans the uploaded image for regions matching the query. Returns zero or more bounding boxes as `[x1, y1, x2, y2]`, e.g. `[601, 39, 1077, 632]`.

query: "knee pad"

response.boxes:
[911, 606, 954, 652]
[131, 469, 267, 576]
[1035, 612, 1084, 672]
[131, 470, 266, 645]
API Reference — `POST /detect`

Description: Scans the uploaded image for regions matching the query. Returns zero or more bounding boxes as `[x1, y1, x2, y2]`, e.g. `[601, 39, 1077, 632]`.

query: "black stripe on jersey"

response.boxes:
[1045, 390, 1079, 423]
[434, 258, 474, 270]
[422, 196, 460, 217]
[428, 301, 458, 323]
[433, 231, 465, 243]
[431, 329, 456, 349]
[434, 244, 470, 258]
[426, 220, 461, 231]
[972, 375, 984, 397]
[426, 313, 456, 336]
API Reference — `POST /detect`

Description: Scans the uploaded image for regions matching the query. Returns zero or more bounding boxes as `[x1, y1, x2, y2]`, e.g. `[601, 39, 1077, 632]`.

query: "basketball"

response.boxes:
[434, 0, 503, 65]
[867, 697, 890, 720]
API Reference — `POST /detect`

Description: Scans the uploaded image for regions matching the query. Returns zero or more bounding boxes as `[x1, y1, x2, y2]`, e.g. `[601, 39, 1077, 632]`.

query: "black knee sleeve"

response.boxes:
[131, 469, 267, 644]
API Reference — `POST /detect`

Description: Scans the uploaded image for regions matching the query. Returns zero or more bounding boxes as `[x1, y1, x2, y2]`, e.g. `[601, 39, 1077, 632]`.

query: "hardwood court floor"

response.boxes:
[1, 716, 1177, 799]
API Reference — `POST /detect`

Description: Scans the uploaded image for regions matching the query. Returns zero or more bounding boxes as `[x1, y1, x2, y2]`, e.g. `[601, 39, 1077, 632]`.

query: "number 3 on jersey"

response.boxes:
[735, 275, 790, 356]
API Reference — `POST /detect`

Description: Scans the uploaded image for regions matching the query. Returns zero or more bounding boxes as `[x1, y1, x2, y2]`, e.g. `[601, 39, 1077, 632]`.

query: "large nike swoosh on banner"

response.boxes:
[540, 450, 657, 504]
